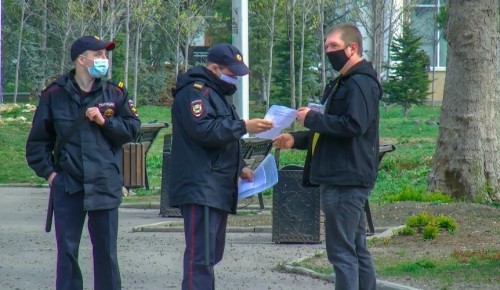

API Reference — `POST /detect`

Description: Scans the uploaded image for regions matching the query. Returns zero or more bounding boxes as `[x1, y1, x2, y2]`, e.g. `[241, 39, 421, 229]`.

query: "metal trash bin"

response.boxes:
[160, 134, 182, 217]
[272, 165, 323, 243]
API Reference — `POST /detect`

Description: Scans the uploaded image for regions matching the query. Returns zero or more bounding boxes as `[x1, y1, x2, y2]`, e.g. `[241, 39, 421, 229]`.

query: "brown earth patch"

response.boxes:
[232, 199, 500, 289]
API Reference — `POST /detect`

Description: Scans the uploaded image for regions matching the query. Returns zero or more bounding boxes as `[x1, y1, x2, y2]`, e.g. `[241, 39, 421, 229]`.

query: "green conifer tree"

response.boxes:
[383, 22, 430, 117]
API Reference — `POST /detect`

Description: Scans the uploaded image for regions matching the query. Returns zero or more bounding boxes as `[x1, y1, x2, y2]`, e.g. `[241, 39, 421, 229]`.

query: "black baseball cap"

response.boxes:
[207, 44, 250, 76]
[70, 36, 115, 61]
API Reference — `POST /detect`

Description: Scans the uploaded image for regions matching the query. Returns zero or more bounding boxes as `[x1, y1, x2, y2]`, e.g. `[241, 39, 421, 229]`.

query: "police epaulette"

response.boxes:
[107, 79, 125, 91]
[193, 82, 204, 90]
[41, 81, 58, 93]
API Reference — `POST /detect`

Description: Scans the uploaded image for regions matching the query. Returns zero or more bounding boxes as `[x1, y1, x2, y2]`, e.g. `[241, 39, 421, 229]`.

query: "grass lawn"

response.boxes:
[0, 103, 441, 203]
[0, 104, 172, 187]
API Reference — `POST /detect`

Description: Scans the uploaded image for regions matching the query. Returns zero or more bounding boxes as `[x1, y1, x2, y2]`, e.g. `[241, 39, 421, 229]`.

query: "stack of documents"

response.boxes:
[238, 154, 278, 201]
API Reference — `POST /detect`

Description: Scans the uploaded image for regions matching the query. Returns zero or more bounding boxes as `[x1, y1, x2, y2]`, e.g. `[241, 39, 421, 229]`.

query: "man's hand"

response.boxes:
[296, 107, 311, 127]
[239, 167, 254, 182]
[86, 107, 105, 126]
[244, 118, 273, 134]
[273, 133, 294, 149]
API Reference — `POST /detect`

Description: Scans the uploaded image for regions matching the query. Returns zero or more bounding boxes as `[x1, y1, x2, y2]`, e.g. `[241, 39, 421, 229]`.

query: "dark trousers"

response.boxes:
[320, 185, 377, 290]
[51, 173, 121, 290]
[180, 204, 228, 290]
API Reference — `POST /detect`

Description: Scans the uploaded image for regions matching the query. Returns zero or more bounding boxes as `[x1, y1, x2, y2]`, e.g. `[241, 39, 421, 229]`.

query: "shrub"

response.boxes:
[397, 225, 416, 236]
[405, 212, 433, 229]
[401, 212, 457, 240]
[436, 214, 457, 234]
[422, 224, 439, 240]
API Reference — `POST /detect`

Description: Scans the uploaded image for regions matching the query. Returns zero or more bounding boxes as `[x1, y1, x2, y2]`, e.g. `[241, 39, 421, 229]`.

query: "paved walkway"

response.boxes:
[0, 187, 334, 290]
[0, 187, 419, 290]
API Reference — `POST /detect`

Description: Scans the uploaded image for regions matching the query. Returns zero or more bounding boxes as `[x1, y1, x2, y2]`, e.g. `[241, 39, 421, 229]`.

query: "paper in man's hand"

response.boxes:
[255, 105, 297, 140]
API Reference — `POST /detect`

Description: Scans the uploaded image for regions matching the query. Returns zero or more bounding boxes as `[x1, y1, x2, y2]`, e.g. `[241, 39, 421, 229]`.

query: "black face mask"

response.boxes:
[327, 49, 349, 72]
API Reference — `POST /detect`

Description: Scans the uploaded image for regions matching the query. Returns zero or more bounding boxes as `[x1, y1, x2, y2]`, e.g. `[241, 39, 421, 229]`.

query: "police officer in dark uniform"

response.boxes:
[169, 44, 273, 290]
[26, 36, 141, 290]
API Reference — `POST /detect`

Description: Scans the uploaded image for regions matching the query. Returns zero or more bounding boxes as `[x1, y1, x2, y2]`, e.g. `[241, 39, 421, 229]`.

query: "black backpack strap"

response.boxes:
[53, 83, 106, 168]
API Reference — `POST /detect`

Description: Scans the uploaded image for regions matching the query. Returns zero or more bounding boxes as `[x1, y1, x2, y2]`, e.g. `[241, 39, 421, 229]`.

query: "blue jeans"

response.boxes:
[320, 185, 376, 290]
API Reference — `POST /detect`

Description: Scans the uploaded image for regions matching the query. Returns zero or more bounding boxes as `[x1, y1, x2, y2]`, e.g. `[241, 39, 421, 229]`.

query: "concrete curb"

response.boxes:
[121, 202, 270, 211]
[0, 183, 48, 188]
[132, 221, 273, 233]
[279, 266, 421, 290]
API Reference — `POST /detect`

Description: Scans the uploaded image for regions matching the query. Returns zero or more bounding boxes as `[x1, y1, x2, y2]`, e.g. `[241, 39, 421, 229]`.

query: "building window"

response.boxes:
[411, 0, 447, 69]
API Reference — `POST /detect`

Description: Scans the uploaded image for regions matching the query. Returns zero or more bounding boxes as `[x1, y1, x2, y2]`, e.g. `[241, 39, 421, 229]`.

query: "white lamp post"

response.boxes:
[231, 0, 249, 120]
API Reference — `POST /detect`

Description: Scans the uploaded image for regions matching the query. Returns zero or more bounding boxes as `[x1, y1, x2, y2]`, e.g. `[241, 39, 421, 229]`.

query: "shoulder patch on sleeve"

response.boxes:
[191, 100, 204, 118]
[128, 100, 139, 116]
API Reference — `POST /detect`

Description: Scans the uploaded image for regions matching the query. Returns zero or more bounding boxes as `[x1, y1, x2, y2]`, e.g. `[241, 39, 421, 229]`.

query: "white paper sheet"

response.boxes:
[255, 105, 297, 140]
[238, 154, 278, 200]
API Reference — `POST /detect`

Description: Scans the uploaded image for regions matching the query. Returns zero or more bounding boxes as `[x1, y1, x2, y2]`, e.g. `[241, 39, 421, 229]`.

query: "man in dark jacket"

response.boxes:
[274, 24, 380, 290]
[169, 44, 272, 290]
[26, 36, 141, 290]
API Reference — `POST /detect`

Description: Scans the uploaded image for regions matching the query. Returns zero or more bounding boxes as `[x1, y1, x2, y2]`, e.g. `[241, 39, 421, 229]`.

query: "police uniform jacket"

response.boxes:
[169, 66, 247, 214]
[291, 60, 382, 189]
[26, 70, 141, 210]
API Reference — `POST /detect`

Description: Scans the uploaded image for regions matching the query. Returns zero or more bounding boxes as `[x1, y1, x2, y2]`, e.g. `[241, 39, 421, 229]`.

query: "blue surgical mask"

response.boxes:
[220, 73, 238, 85]
[85, 58, 109, 79]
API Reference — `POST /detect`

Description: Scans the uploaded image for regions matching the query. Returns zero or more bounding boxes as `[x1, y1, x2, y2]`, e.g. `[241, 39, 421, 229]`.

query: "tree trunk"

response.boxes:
[133, 27, 141, 105]
[125, 0, 130, 87]
[265, 0, 277, 111]
[298, 9, 305, 108]
[428, 0, 500, 202]
[106, 0, 118, 79]
[40, 0, 48, 89]
[319, 0, 326, 89]
[385, 0, 395, 80]
[289, 0, 296, 130]
[183, 30, 191, 73]
[369, 0, 385, 75]
[99, 0, 104, 37]
[14, 0, 28, 104]
[60, 9, 71, 75]
[260, 73, 267, 105]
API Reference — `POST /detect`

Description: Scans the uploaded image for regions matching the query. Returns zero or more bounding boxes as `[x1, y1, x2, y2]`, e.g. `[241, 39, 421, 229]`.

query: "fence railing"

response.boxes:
[1, 93, 33, 103]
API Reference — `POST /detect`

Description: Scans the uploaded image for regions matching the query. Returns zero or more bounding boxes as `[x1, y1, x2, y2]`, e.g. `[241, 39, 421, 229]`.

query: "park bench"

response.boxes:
[159, 136, 273, 216]
[122, 122, 169, 190]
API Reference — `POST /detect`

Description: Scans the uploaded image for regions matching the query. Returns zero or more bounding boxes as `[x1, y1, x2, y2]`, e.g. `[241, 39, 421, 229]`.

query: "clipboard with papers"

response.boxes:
[238, 153, 278, 201]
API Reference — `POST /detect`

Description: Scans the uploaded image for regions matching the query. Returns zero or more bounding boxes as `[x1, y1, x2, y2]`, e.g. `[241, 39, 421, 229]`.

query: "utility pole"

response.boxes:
[0, 0, 3, 104]
[231, 0, 249, 120]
